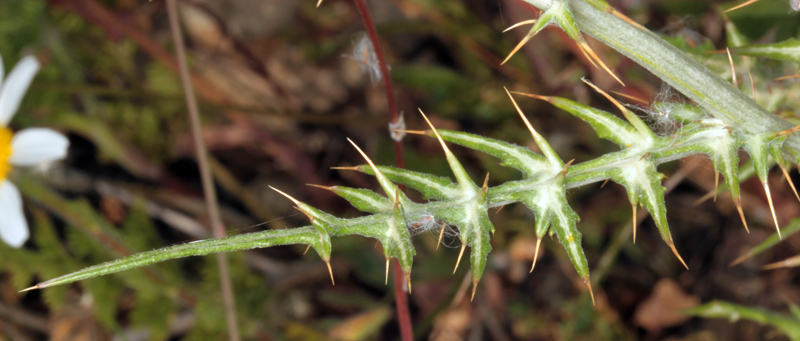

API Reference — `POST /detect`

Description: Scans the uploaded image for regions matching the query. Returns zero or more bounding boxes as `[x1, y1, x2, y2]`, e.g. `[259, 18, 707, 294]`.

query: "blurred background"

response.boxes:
[1, 0, 800, 339]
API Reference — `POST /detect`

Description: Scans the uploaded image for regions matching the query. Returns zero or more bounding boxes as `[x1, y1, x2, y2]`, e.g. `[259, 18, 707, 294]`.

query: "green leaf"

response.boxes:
[684, 301, 800, 341]
[356, 165, 459, 200]
[730, 38, 800, 63]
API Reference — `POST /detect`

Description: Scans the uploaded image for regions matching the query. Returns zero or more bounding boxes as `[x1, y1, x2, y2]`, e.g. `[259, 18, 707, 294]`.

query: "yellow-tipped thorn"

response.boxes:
[577, 41, 625, 86]
[510, 91, 550, 102]
[714, 171, 719, 202]
[406, 273, 412, 294]
[724, 0, 761, 13]
[307, 183, 333, 191]
[454, 243, 467, 274]
[775, 74, 800, 81]
[436, 223, 446, 251]
[470, 280, 478, 302]
[494, 205, 506, 214]
[735, 200, 749, 234]
[481, 173, 490, 193]
[316, 0, 323, 8]
[502, 35, 534, 65]
[763, 182, 782, 239]
[269, 186, 302, 206]
[325, 260, 335, 285]
[778, 165, 800, 204]
[530, 238, 542, 273]
[761, 256, 800, 270]
[505, 87, 543, 145]
[418, 109, 453, 156]
[748, 70, 756, 99]
[576, 42, 599, 69]
[303, 245, 311, 255]
[729, 253, 748, 267]
[582, 78, 632, 118]
[331, 166, 360, 171]
[584, 278, 596, 306]
[610, 90, 649, 105]
[385, 259, 390, 285]
[632, 205, 637, 244]
[393, 129, 428, 135]
[503, 19, 537, 33]
[19, 285, 39, 293]
[667, 241, 689, 270]
[726, 48, 737, 87]
[600, 178, 610, 188]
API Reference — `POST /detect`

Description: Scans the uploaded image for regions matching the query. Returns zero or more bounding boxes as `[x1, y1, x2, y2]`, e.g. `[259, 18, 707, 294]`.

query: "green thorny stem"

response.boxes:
[23, 0, 800, 313]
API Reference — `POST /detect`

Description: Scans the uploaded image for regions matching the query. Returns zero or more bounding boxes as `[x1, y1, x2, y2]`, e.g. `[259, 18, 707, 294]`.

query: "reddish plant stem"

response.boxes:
[351, 0, 412, 340]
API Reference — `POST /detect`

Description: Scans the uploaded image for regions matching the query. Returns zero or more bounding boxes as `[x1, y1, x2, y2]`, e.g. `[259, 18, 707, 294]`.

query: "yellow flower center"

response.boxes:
[0, 127, 13, 181]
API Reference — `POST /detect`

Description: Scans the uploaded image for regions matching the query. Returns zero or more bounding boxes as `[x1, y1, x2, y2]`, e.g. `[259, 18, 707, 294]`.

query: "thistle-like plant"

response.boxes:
[19, 0, 800, 328]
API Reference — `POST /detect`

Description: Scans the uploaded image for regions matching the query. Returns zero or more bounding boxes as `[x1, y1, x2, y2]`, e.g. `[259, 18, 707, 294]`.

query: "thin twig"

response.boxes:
[165, 1, 240, 340]
[350, 0, 412, 339]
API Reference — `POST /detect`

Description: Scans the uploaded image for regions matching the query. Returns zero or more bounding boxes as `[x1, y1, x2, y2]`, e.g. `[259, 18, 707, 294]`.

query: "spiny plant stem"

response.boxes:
[351, 0, 412, 339]
[166, 1, 240, 340]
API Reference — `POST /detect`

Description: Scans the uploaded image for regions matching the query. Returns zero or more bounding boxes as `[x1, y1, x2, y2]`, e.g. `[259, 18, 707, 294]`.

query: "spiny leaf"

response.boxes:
[22, 227, 329, 291]
[353, 165, 460, 200]
[309, 184, 393, 214]
[745, 134, 782, 238]
[729, 38, 800, 64]
[514, 91, 639, 148]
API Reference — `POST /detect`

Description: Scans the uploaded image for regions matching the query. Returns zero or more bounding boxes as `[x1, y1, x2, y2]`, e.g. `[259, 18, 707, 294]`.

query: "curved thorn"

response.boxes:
[436, 223, 446, 251]
[454, 243, 467, 274]
[385, 259, 390, 285]
[763, 182, 782, 239]
[470, 280, 478, 302]
[269, 186, 302, 206]
[667, 240, 689, 270]
[584, 278, 596, 306]
[503, 19, 537, 32]
[325, 260, 335, 286]
[530, 238, 542, 273]
[632, 205, 637, 244]
[714, 171, 719, 202]
[418, 109, 452, 155]
[303, 245, 311, 255]
[735, 200, 749, 234]
[562, 159, 574, 177]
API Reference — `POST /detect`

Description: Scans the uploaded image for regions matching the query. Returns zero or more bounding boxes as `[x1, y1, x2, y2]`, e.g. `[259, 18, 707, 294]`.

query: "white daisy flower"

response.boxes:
[0, 55, 69, 248]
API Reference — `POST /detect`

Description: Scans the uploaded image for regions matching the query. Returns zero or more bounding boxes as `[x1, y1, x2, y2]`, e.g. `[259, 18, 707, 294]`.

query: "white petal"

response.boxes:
[0, 181, 28, 248]
[9, 128, 69, 166]
[0, 56, 40, 126]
